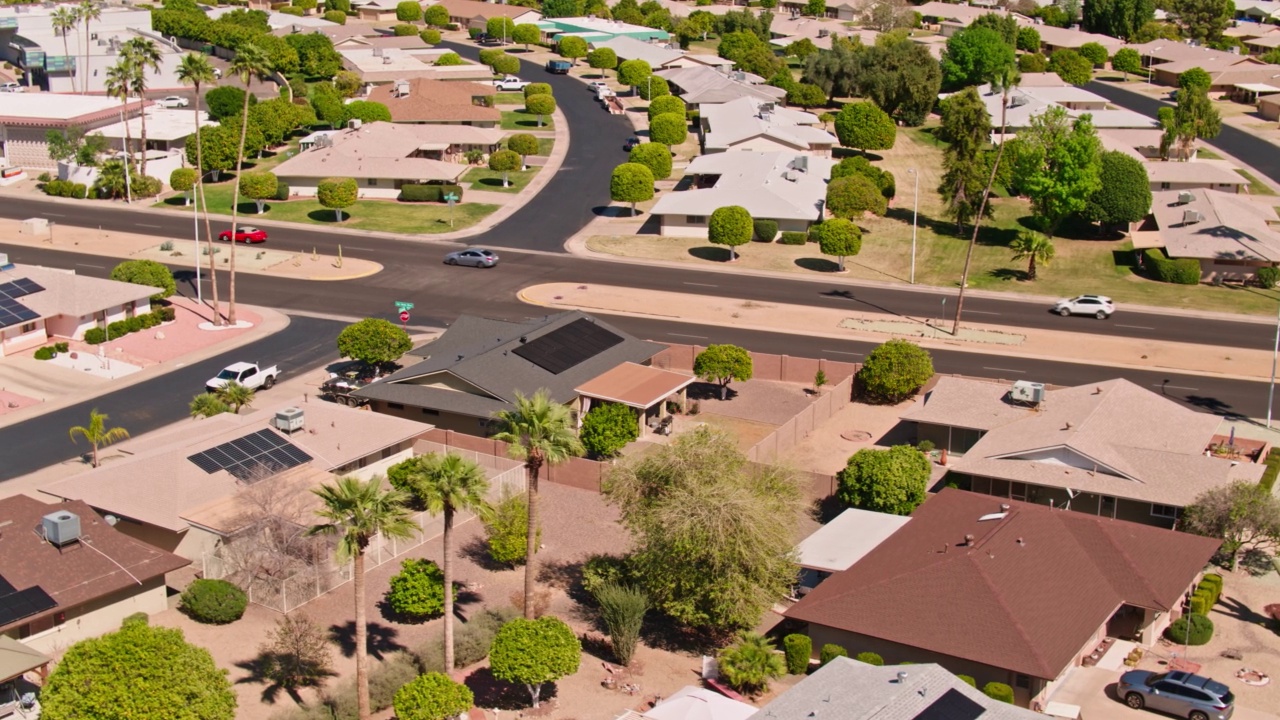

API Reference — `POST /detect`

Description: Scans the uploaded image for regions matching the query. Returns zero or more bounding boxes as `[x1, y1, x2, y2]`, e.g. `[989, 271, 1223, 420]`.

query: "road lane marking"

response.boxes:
[668, 333, 708, 339]
[76, 263, 105, 269]
[966, 310, 1001, 315]
[137, 223, 162, 228]
[45, 213, 66, 217]
[682, 282, 718, 287]
[1117, 324, 1156, 330]
[824, 350, 863, 356]
[983, 367, 1026, 374]
[1156, 384, 1198, 391]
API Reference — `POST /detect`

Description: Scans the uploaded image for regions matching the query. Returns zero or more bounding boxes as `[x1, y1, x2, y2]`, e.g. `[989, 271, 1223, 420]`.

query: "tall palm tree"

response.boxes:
[50, 7, 78, 94]
[953, 64, 1020, 334]
[103, 60, 134, 203]
[121, 38, 162, 178]
[1009, 230, 1055, 281]
[176, 52, 220, 322]
[309, 477, 416, 720]
[77, 0, 102, 95]
[492, 390, 583, 619]
[69, 409, 129, 468]
[405, 453, 490, 671]
[225, 44, 272, 327]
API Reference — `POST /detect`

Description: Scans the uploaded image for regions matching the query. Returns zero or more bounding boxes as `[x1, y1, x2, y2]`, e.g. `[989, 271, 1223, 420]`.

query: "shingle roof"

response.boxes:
[366, 79, 501, 123]
[1, 264, 157, 320]
[1151, 187, 1280, 263]
[1144, 160, 1247, 186]
[590, 35, 685, 67]
[656, 65, 786, 105]
[272, 122, 471, 182]
[650, 151, 835, 220]
[786, 489, 1222, 679]
[700, 96, 836, 151]
[437, 0, 540, 20]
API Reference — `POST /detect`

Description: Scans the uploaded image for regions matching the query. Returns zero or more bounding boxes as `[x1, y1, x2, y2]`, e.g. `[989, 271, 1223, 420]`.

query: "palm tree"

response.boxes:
[77, 0, 102, 95]
[50, 7, 78, 94]
[1009, 230, 1055, 281]
[215, 380, 255, 413]
[69, 409, 130, 468]
[122, 38, 162, 178]
[491, 390, 583, 619]
[309, 477, 416, 720]
[225, 44, 272, 327]
[176, 52, 221, 323]
[405, 453, 490, 671]
[103, 60, 134, 203]
[189, 392, 229, 418]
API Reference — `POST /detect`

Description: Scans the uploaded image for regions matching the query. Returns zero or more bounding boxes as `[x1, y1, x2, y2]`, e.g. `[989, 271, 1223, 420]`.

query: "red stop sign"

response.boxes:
[399, 310, 410, 323]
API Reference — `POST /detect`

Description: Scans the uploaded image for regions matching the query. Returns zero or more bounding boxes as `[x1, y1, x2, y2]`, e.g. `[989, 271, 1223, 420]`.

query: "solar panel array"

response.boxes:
[187, 428, 313, 480]
[0, 278, 43, 330]
[512, 319, 624, 375]
[913, 688, 986, 720]
[0, 573, 57, 628]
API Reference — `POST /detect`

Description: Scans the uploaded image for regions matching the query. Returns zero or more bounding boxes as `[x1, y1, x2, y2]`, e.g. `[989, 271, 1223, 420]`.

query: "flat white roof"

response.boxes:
[795, 507, 912, 573]
[0, 93, 131, 121]
[94, 108, 216, 141]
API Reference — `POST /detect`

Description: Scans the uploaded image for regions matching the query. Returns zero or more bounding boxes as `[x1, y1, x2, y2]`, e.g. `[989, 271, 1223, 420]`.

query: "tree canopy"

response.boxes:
[1172, 0, 1233, 44]
[336, 317, 413, 368]
[856, 339, 934, 403]
[693, 344, 753, 397]
[834, 102, 896, 153]
[610, 162, 655, 215]
[316, 177, 358, 221]
[1084, 150, 1152, 228]
[1049, 49, 1094, 85]
[1008, 106, 1102, 235]
[811, 218, 863, 271]
[617, 59, 652, 91]
[628, 141, 673, 180]
[938, 87, 993, 232]
[110, 259, 175, 301]
[649, 112, 688, 147]
[837, 445, 930, 515]
[489, 617, 582, 708]
[393, 673, 475, 720]
[558, 35, 589, 62]
[941, 26, 1015, 90]
[580, 402, 640, 458]
[1112, 48, 1143, 77]
[589, 47, 619, 73]
[826, 175, 888, 219]
[1083, 0, 1155, 39]
[708, 206, 753, 261]
[1159, 86, 1221, 160]
[1182, 481, 1280, 571]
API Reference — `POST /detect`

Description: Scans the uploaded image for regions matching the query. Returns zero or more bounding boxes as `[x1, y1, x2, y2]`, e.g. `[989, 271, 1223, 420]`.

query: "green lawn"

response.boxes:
[155, 183, 499, 234]
[1236, 169, 1276, 196]
[462, 166, 539, 193]
[494, 92, 525, 105]
[501, 109, 554, 130]
[1197, 148, 1223, 160]
[537, 137, 555, 156]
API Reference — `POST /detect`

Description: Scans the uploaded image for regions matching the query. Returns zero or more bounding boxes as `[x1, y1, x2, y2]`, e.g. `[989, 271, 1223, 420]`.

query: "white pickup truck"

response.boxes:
[492, 75, 530, 91]
[206, 362, 279, 393]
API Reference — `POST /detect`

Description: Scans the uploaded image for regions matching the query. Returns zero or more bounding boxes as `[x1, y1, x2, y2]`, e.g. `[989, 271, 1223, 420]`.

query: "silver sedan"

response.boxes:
[444, 248, 500, 268]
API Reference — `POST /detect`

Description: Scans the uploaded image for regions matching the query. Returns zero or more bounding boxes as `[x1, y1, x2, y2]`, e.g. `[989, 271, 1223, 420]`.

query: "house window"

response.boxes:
[1015, 674, 1030, 689]
[19, 322, 35, 334]
[1160, 182, 1171, 190]
[368, 178, 378, 186]
[388, 402, 405, 410]
[421, 408, 440, 416]
[1151, 503, 1179, 519]
[687, 215, 707, 224]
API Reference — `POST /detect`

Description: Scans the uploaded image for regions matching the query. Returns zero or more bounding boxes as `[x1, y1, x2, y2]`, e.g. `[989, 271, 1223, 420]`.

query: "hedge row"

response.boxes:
[83, 307, 174, 345]
[398, 183, 465, 203]
[33, 341, 69, 361]
[1144, 249, 1200, 285]
[1261, 447, 1280, 492]
[779, 231, 808, 245]
[44, 179, 88, 199]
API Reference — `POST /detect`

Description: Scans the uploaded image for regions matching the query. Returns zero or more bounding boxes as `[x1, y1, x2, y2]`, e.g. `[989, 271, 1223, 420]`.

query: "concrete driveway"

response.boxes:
[1047, 666, 1279, 720]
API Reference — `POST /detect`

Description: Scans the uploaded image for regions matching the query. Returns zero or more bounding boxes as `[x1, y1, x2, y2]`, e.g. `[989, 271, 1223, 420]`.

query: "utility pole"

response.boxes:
[908, 168, 919, 285]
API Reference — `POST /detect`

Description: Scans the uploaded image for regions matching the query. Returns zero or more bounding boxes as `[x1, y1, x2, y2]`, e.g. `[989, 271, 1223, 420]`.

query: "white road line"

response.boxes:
[76, 263, 105, 269]
[1117, 324, 1156, 330]
[45, 213, 66, 217]
[682, 282, 718, 287]
[1157, 384, 1198, 391]
[966, 310, 1001, 315]
[824, 350, 863, 356]
[668, 333, 708, 339]
[137, 223, 162, 228]
[983, 367, 1026, 374]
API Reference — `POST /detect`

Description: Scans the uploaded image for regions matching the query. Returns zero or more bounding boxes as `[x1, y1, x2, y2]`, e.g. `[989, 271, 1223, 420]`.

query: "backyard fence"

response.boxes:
[746, 373, 855, 464]
[420, 428, 608, 492]
[651, 344, 860, 385]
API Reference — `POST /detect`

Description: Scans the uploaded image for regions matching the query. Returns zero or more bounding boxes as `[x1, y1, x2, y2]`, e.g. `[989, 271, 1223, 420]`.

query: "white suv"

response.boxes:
[157, 95, 189, 108]
[1053, 295, 1115, 319]
[0, 82, 23, 93]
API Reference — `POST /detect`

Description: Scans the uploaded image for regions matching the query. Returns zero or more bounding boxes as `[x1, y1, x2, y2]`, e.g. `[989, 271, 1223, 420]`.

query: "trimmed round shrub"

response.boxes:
[420, 28, 441, 45]
[385, 558, 447, 620]
[1256, 266, 1279, 288]
[628, 142, 673, 181]
[33, 346, 55, 361]
[855, 651, 884, 666]
[179, 579, 247, 624]
[983, 682, 1014, 704]
[122, 612, 149, 627]
[393, 23, 418, 36]
[110, 259, 176, 302]
[323, 9, 346, 23]
[819, 644, 848, 666]
[826, 174, 887, 218]
[274, 181, 291, 201]
[783, 634, 811, 674]
[394, 672, 474, 720]
[1165, 613, 1214, 645]
[753, 218, 778, 242]
[647, 94, 686, 121]
[523, 82, 552, 99]
[857, 339, 934, 403]
[779, 231, 808, 245]
[84, 327, 106, 345]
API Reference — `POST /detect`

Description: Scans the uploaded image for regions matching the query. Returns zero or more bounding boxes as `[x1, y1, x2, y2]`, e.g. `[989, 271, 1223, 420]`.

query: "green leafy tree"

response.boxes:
[805, 0, 825, 15]
[1016, 26, 1041, 52]
[1084, 150, 1152, 229]
[344, 100, 392, 123]
[971, 12, 1019, 45]
[310, 83, 348, 126]
[637, 75, 671, 100]
[523, 82, 552, 98]
[837, 445, 930, 515]
[512, 23, 541, 50]
[648, 112, 688, 148]
[787, 83, 828, 108]
[1182, 481, 1280, 571]
[434, 52, 465, 66]
[834, 102, 895, 154]
[42, 622, 236, 720]
[580, 402, 639, 458]
[285, 32, 343, 78]
[1078, 41, 1109, 67]
[256, 614, 334, 694]
[507, 133, 540, 168]
[1179, 67, 1212, 93]
[937, 87, 992, 232]
[336, 317, 412, 369]
[1083, 0, 1155, 39]
[487, 16, 516, 41]
[628, 142, 673, 181]
[1009, 106, 1102, 236]
[592, 582, 649, 665]
[238, 170, 278, 214]
[225, 44, 273, 327]
[1159, 86, 1221, 160]
[324, 9, 347, 23]
[617, 58, 652, 95]
[1111, 47, 1142, 79]
[832, 156, 896, 198]
[787, 37, 819, 59]
[718, 633, 786, 697]
[110, 259, 176, 301]
[1049, 49, 1093, 85]
[708, 205, 753, 262]
[826, 175, 887, 219]
[856, 339, 934, 403]
[489, 617, 582, 708]
[491, 54, 521, 76]
[214, 380, 255, 414]
[485, 490, 538, 566]
[941, 26, 1015, 90]
[645, 92, 684, 120]
[206, 85, 252, 121]
[491, 390, 584, 619]
[604, 426, 803, 631]
[394, 673, 474, 720]
[526, 93, 556, 127]
[588, 47, 619, 76]
[385, 558, 447, 619]
[185, 125, 238, 179]
[190, 392, 229, 418]
[420, 28, 441, 45]
[812, 218, 862, 271]
[610, 162, 655, 216]
[558, 35, 588, 64]
[848, 40, 943, 126]
[488, 149, 522, 187]
[317, 176, 358, 221]
[424, 4, 449, 26]
[1172, 0, 1233, 43]
[395, 0, 420, 21]
[1019, 53, 1048, 72]
[69, 409, 129, 468]
[308, 477, 417, 720]
[693, 343, 753, 399]
[1008, 230, 1055, 280]
[544, 0, 586, 16]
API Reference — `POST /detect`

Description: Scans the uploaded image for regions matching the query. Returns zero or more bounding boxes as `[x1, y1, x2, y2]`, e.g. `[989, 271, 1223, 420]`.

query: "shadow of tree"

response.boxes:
[328, 621, 405, 661]
[1215, 594, 1270, 625]
[987, 267, 1026, 282]
[795, 257, 840, 273]
[688, 246, 732, 262]
[810, 494, 844, 524]
[593, 205, 639, 218]
[235, 652, 335, 706]
[579, 631, 615, 662]
[686, 381, 735, 402]
[464, 666, 557, 710]
[459, 535, 513, 573]
[307, 209, 345, 223]
[638, 614, 727, 655]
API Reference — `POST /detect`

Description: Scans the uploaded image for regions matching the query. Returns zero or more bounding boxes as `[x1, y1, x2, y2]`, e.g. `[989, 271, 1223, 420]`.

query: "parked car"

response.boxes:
[545, 60, 571, 74]
[1118, 670, 1234, 720]
[588, 81, 609, 92]
[493, 75, 530, 91]
[623, 137, 641, 152]
[157, 95, 189, 108]
[218, 226, 269, 243]
[444, 248, 499, 268]
[0, 82, 23, 93]
[206, 362, 279, 393]
[1052, 294, 1115, 319]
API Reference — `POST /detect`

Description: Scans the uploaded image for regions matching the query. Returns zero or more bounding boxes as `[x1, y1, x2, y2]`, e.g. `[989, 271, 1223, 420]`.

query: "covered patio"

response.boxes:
[576, 362, 697, 437]
[0, 636, 50, 718]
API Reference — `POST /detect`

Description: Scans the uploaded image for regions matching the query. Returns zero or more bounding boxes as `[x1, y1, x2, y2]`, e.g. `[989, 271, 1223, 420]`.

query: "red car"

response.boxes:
[218, 226, 268, 243]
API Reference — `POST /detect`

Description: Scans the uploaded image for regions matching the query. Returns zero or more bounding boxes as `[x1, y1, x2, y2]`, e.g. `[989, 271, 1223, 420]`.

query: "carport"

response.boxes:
[575, 362, 696, 436]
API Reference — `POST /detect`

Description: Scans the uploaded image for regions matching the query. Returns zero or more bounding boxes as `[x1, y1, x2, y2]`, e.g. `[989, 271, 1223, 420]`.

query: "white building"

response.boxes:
[0, 93, 147, 171]
[699, 96, 836, 156]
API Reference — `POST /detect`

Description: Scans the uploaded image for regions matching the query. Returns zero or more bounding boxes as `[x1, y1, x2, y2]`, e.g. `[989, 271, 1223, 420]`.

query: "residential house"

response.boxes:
[794, 508, 911, 595]
[629, 686, 756, 720]
[1226, 22, 1280, 42]
[1148, 188, 1280, 282]
[352, 0, 404, 22]
[340, 47, 494, 84]
[905, 377, 1265, 525]
[0, 259, 158, 357]
[1261, 92, 1280, 119]
[1235, 0, 1280, 23]
[0, 93, 147, 171]
[753, 658, 1047, 720]
[1124, 40, 1244, 71]
[0, 495, 188, 654]
[786, 488, 1222, 707]
[1098, 128, 1189, 160]
[777, 0, 866, 20]
[962, 83, 1156, 135]
[1145, 161, 1248, 193]
[91, 106, 217, 183]
[656, 65, 786, 109]
[699, 96, 837, 155]
[206, 5, 337, 31]
[353, 311, 671, 435]
[1244, 32, 1280, 54]
[1031, 24, 1125, 55]
[540, 16, 670, 44]
[1128, 45, 1268, 89]
[436, 0, 540, 31]
[768, 23, 879, 52]
[1218, 63, 1280, 100]
[42, 400, 431, 561]
[367, 78, 501, 127]
[332, 34, 433, 52]
[588, 35, 733, 71]
[271, 121, 473, 199]
[651, 151, 834, 237]
[914, 2, 1020, 28]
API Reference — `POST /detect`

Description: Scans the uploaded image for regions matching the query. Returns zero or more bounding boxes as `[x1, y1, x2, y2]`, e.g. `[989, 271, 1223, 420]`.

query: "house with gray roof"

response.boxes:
[1148, 187, 1280, 282]
[588, 36, 732, 71]
[656, 66, 786, 108]
[353, 311, 666, 434]
[699, 97, 837, 155]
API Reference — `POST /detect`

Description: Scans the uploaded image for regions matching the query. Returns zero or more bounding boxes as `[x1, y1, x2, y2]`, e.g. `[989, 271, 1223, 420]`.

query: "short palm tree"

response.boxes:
[77, 0, 101, 94]
[308, 477, 416, 720]
[69, 409, 130, 468]
[225, 44, 272, 327]
[121, 37, 162, 178]
[189, 393, 228, 419]
[176, 52, 221, 324]
[718, 632, 786, 698]
[215, 380, 255, 413]
[50, 8, 78, 94]
[405, 453, 490, 671]
[1009, 230, 1055, 281]
[103, 60, 134, 202]
[492, 390, 583, 619]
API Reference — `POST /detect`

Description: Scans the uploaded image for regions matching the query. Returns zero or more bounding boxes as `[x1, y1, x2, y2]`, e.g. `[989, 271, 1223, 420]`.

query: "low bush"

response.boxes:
[1263, 448, 1280, 493]
[1189, 591, 1211, 616]
[413, 606, 518, 672]
[855, 651, 884, 666]
[1165, 613, 1214, 645]
[581, 553, 635, 597]
[33, 346, 55, 361]
[274, 181, 291, 201]
[485, 491, 538, 567]
[84, 327, 106, 345]
[1144, 249, 1200, 285]
[385, 558, 446, 620]
[323, 9, 346, 23]
[179, 578, 248, 624]
[398, 183, 464, 203]
[37, 172, 51, 183]
[783, 634, 811, 674]
[325, 652, 420, 719]
[983, 682, 1014, 704]
[957, 674, 976, 687]
[71, 183, 87, 199]
[819, 644, 847, 666]
[753, 218, 778, 242]
[157, 306, 177, 323]
[778, 231, 808, 245]
[1257, 266, 1279, 288]
[122, 612, 149, 627]
[54, 341, 69, 353]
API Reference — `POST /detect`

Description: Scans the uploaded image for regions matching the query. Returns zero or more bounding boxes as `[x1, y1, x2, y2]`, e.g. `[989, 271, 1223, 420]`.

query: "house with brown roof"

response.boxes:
[436, 0, 541, 30]
[367, 79, 501, 127]
[904, 377, 1266, 526]
[1148, 187, 1280, 282]
[0, 495, 188, 654]
[786, 489, 1221, 708]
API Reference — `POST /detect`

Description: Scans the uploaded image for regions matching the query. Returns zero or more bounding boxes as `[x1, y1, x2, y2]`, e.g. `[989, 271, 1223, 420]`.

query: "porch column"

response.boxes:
[637, 407, 645, 437]
[679, 386, 687, 411]
[578, 396, 590, 429]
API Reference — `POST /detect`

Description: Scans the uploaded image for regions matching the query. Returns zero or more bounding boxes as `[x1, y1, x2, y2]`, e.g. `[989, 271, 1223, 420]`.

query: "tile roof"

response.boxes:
[366, 79, 501, 124]
[1151, 187, 1280, 263]
[786, 489, 1222, 679]
[650, 151, 835, 220]
[0, 496, 188, 634]
[1, 264, 156, 320]
[575, 362, 696, 408]
[272, 122, 471, 182]
[700, 96, 836, 151]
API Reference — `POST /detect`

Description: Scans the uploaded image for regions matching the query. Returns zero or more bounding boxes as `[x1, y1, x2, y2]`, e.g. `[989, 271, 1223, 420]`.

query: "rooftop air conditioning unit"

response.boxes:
[42, 511, 81, 547]
[395, 80, 410, 97]
[1010, 380, 1046, 404]
[383, 55, 393, 64]
[733, 71, 747, 82]
[348, 118, 362, 129]
[792, 155, 809, 172]
[373, 47, 383, 56]
[0, 253, 10, 269]
[1177, 190, 1196, 204]
[274, 407, 305, 434]
[1183, 209, 1204, 224]
[783, 170, 797, 181]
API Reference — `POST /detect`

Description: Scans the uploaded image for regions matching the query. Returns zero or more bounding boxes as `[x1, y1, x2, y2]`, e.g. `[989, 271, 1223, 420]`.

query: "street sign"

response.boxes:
[444, 193, 459, 228]
[394, 301, 414, 311]
[399, 310, 410, 323]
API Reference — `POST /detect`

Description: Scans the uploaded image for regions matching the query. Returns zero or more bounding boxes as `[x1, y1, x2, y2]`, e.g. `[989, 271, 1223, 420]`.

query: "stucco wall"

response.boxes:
[15, 577, 170, 655]
[659, 214, 811, 238]
[370, 399, 489, 434]
[0, 322, 46, 358]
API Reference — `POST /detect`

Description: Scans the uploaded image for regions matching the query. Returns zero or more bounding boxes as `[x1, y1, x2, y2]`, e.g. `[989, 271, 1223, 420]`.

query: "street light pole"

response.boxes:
[1268, 301, 1280, 428]
[191, 176, 202, 304]
[908, 168, 919, 285]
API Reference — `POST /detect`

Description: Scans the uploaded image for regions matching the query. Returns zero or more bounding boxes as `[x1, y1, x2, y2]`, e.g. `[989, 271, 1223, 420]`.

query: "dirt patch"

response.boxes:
[677, 413, 777, 453]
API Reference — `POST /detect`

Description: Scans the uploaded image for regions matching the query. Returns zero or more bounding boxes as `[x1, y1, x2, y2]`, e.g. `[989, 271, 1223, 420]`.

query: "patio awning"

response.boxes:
[0, 636, 50, 683]
[575, 362, 696, 409]
[1236, 82, 1280, 94]
[1129, 230, 1165, 250]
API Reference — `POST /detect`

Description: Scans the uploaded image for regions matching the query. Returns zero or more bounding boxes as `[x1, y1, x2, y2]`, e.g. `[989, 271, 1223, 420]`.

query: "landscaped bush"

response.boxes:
[582, 553, 635, 597]
[54, 341, 69, 353]
[957, 674, 976, 687]
[84, 327, 106, 345]
[484, 491, 539, 567]
[1257, 266, 1279, 289]
[1165, 613, 1214, 645]
[325, 652, 420, 719]
[323, 9, 346, 23]
[753, 219, 778, 242]
[983, 682, 1015, 704]
[857, 339, 934, 403]
[819, 644, 847, 666]
[384, 558, 447, 620]
[398, 183, 464, 203]
[33, 346, 55, 361]
[179, 579, 247, 624]
[1190, 591, 1211, 616]
[778, 231, 808, 245]
[1144, 249, 1200, 285]
[783, 634, 811, 674]
[855, 651, 884, 666]
[122, 612, 149, 627]
[71, 183, 87, 199]
[274, 181, 290, 201]
[43, 179, 85, 198]
[413, 606, 518, 673]
[157, 306, 177, 323]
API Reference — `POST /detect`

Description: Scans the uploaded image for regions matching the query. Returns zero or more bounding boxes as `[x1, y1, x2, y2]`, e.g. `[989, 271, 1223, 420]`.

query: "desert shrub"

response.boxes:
[84, 327, 106, 345]
[484, 491, 538, 566]
[157, 306, 177, 323]
[179, 579, 247, 624]
[1144, 248, 1200, 285]
[1166, 613, 1214, 645]
[783, 634, 811, 674]
[582, 553, 635, 597]
[593, 581, 648, 665]
[413, 607, 518, 672]
[385, 558, 446, 620]
[274, 181, 291, 201]
[855, 651, 884, 666]
[983, 682, 1014, 704]
[819, 644, 847, 666]
[33, 346, 55, 361]
[778, 231, 808, 245]
[54, 341, 69, 353]
[1256, 266, 1279, 288]
[753, 218, 778, 242]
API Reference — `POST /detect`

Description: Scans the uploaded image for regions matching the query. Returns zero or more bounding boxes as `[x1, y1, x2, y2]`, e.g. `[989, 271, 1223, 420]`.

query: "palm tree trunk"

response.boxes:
[523, 455, 542, 620]
[61, 33, 71, 96]
[228, 83, 253, 326]
[82, 17, 91, 94]
[91, 442, 99, 468]
[139, 94, 149, 178]
[443, 505, 455, 672]
[1028, 255, 1037, 280]
[354, 550, 371, 720]
[195, 81, 222, 325]
[952, 90, 1009, 335]
[122, 102, 133, 202]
